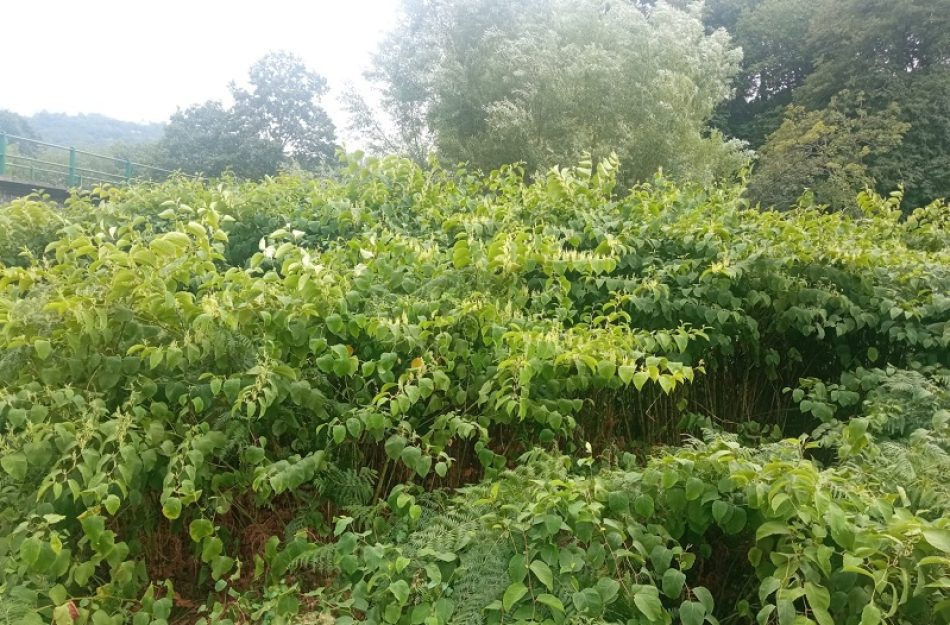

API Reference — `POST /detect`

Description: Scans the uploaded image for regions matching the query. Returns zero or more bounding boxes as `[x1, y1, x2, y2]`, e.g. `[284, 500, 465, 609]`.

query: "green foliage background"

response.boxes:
[344, 0, 950, 210]
[349, 0, 747, 185]
[707, 0, 950, 210]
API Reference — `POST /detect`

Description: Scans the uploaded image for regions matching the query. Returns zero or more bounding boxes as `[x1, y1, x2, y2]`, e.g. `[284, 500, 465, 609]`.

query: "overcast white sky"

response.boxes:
[1, 0, 401, 143]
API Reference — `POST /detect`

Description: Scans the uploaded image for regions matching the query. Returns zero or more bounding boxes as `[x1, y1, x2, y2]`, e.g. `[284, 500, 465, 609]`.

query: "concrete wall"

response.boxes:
[0, 178, 70, 204]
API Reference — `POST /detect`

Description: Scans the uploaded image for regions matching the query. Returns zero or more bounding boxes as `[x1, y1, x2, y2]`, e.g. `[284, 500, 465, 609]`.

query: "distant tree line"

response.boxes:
[0, 110, 163, 154]
[3, 0, 948, 211]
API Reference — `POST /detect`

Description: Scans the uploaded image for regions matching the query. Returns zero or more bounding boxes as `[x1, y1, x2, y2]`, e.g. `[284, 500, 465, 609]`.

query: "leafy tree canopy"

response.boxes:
[231, 51, 338, 170]
[351, 0, 748, 185]
[159, 101, 285, 179]
[158, 51, 337, 178]
[707, 0, 950, 209]
[748, 93, 909, 211]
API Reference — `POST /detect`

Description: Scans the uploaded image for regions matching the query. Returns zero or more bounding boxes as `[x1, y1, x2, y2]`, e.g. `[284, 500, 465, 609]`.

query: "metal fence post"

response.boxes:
[125, 158, 133, 182]
[0, 133, 7, 177]
[68, 146, 77, 187]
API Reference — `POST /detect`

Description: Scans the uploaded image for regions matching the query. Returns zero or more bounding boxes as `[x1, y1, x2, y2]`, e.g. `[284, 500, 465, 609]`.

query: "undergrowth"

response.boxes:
[0, 153, 947, 623]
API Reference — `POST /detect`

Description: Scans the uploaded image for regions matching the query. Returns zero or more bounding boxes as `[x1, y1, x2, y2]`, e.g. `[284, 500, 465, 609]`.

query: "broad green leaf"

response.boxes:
[595, 577, 620, 604]
[692, 586, 714, 613]
[508, 554, 527, 582]
[34, 339, 52, 360]
[679, 600, 705, 625]
[759, 577, 782, 603]
[211, 555, 234, 580]
[502, 582, 528, 611]
[333, 424, 347, 444]
[537, 593, 564, 613]
[202, 537, 224, 562]
[326, 314, 345, 335]
[662, 568, 686, 598]
[385, 435, 407, 460]
[634, 592, 664, 622]
[756, 521, 791, 541]
[103, 494, 121, 516]
[425, 563, 442, 587]
[923, 528, 950, 553]
[434, 598, 454, 622]
[162, 497, 183, 520]
[608, 490, 629, 513]
[804, 582, 830, 612]
[1, 453, 28, 480]
[529, 559, 554, 591]
[685, 477, 705, 500]
[390, 579, 410, 605]
[52, 604, 74, 625]
[400, 445, 422, 469]
[712, 500, 730, 524]
[19, 537, 41, 566]
[634, 493, 655, 518]
[632, 371, 650, 390]
[572, 588, 604, 617]
[860, 604, 881, 625]
[189, 519, 214, 542]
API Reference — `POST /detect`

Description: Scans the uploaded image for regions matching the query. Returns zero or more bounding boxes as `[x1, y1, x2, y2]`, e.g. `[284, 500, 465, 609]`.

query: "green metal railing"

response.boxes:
[0, 132, 178, 190]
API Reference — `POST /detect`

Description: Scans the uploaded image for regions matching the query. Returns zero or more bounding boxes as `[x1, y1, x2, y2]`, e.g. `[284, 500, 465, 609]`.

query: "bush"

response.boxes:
[0, 154, 947, 624]
[0, 195, 66, 266]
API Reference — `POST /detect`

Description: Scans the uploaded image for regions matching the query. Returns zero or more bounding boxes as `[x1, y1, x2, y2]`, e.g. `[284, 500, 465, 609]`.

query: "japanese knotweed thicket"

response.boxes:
[0, 155, 948, 625]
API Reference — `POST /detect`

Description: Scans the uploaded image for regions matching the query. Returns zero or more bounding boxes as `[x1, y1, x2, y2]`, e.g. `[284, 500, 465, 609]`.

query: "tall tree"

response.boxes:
[708, 0, 817, 146]
[352, 0, 747, 184]
[231, 51, 338, 170]
[159, 101, 284, 179]
[340, 85, 434, 165]
[799, 0, 950, 209]
[866, 72, 950, 208]
[748, 94, 908, 211]
[158, 52, 337, 178]
[799, 0, 949, 109]
[706, 0, 950, 209]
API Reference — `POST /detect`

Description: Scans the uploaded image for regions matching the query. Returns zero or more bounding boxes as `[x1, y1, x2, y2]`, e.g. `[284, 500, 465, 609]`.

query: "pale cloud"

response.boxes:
[1, 0, 401, 143]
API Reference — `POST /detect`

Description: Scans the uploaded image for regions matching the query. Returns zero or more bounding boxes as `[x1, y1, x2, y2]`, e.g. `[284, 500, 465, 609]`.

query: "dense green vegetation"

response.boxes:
[1, 1, 949, 623]
[0, 154, 948, 624]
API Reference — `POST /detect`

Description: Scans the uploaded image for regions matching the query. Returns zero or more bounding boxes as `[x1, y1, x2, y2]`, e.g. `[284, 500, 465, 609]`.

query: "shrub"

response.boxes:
[0, 154, 947, 623]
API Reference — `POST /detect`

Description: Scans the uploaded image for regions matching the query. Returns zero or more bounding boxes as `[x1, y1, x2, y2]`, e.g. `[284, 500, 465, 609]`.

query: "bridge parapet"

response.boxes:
[0, 132, 179, 198]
